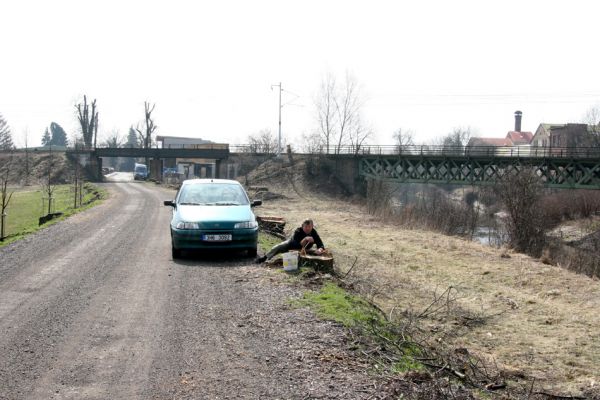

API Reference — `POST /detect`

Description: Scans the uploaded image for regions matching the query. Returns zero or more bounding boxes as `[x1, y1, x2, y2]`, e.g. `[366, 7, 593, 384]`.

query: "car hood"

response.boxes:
[175, 205, 255, 228]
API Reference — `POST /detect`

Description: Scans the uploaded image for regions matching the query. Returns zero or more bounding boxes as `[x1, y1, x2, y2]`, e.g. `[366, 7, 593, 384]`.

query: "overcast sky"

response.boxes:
[1, 0, 599, 148]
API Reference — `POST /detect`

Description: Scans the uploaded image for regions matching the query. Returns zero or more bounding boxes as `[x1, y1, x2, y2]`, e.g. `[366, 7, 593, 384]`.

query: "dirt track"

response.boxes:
[0, 183, 381, 400]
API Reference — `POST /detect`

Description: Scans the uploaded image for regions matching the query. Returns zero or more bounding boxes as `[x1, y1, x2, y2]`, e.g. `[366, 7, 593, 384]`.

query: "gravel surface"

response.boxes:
[0, 182, 385, 399]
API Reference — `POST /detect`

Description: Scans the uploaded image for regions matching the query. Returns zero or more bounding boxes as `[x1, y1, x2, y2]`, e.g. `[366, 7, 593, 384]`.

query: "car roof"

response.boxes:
[181, 179, 242, 186]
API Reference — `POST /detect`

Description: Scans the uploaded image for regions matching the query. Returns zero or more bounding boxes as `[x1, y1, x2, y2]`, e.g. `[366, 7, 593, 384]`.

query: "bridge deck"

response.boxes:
[59, 144, 600, 189]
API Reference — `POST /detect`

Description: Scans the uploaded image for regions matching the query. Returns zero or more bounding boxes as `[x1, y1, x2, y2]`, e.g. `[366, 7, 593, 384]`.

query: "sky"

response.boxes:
[1, 0, 599, 149]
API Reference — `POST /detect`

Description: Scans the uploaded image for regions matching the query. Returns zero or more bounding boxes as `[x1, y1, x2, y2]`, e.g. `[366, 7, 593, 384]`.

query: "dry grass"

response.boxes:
[254, 179, 600, 396]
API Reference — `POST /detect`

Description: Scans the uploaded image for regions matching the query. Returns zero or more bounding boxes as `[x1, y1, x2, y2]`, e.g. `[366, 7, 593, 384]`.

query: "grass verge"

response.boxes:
[290, 273, 526, 398]
[257, 231, 282, 255]
[0, 183, 106, 247]
[295, 282, 425, 374]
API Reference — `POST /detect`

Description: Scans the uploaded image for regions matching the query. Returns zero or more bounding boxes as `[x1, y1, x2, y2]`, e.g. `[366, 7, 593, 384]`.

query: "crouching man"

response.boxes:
[256, 218, 325, 263]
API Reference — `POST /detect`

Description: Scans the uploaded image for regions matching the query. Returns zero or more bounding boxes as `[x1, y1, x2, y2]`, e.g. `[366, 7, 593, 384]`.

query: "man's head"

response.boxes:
[301, 219, 314, 234]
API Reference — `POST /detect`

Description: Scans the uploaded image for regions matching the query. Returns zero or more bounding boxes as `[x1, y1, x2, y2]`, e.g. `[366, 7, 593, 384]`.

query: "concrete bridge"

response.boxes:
[67, 144, 231, 180]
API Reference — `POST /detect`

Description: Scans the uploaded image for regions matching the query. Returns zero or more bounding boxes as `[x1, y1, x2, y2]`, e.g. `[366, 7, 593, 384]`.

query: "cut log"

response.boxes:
[257, 216, 286, 238]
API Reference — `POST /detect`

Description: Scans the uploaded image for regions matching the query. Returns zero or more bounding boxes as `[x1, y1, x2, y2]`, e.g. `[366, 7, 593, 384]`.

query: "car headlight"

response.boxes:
[176, 222, 200, 229]
[234, 221, 258, 229]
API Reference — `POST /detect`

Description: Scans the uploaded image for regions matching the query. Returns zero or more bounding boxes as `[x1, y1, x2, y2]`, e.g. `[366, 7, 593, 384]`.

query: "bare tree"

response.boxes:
[135, 102, 157, 170]
[583, 105, 600, 145]
[315, 73, 337, 154]
[247, 128, 279, 155]
[23, 129, 31, 185]
[433, 126, 473, 155]
[334, 72, 363, 154]
[301, 131, 324, 154]
[348, 116, 373, 155]
[314, 72, 368, 154]
[135, 101, 157, 150]
[443, 127, 472, 147]
[76, 96, 99, 149]
[0, 153, 15, 240]
[103, 129, 123, 148]
[40, 147, 56, 215]
[71, 155, 84, 209]
[393, 128, 415, 153]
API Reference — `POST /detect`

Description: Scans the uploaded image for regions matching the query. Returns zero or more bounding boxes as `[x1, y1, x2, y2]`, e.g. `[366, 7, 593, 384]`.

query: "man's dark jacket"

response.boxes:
[289, 227, 324, 250]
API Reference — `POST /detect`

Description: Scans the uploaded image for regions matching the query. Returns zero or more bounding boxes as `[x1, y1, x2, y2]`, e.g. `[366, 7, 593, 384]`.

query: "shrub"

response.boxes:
[493, 170, 548, 257]
[541, 190, 600, 228]
[366, 182, 479, 238]
[396, 187, 478, 236]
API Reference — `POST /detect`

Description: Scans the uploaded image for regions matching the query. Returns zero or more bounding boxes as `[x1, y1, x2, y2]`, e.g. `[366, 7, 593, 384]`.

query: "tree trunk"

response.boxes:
[299, 253, 334, 273]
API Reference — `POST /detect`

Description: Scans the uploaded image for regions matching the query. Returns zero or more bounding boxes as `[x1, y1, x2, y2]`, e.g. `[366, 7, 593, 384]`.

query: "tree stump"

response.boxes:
[299, 253, 334, 273]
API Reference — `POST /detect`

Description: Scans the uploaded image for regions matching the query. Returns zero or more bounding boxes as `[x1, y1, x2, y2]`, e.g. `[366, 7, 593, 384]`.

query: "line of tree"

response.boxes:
[41, 122, 69, 147]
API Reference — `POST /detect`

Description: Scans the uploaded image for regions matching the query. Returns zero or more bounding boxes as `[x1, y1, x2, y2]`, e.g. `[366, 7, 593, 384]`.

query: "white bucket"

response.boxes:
[282, 251, 299, 271]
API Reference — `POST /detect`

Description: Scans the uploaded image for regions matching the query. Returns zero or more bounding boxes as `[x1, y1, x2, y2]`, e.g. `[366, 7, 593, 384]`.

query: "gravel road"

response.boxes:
[0, 182, 383, 400]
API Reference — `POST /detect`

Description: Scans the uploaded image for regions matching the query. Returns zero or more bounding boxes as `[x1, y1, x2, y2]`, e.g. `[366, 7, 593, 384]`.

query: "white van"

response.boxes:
[134, 163, 148, 180]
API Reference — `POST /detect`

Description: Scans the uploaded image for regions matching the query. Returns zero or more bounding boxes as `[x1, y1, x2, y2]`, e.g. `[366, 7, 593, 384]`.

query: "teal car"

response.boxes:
[164, 179, 262, 259]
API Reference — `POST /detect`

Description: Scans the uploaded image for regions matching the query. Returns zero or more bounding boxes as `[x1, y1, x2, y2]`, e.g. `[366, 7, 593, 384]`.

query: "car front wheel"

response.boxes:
[172, 244, 182, 259]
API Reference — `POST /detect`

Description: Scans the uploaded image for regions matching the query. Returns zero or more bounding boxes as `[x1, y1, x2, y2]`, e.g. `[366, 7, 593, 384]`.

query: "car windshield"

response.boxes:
[178, 183, 249, 206]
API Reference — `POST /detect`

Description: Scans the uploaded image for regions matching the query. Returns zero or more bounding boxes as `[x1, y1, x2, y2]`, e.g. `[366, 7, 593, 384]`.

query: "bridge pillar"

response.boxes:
[334, 157, 364, 194]
[150, 158, 162, 181]
[215, 159, 224, 179]
[87, 154, 102, 182]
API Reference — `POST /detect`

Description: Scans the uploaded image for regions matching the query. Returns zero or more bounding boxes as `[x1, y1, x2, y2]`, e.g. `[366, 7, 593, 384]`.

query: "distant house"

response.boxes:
[466, 111, 533, 154]
[531, 124, 562, 147]
[531, 123, 595, 148]
[552, 124, 591, 147]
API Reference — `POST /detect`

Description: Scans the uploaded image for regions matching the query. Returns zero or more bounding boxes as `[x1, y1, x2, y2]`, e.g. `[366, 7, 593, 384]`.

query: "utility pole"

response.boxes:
[271, 82, 282, 157]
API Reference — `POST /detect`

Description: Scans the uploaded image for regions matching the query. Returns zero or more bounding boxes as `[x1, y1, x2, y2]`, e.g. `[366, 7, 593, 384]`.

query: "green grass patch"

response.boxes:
[295, 282, 425, 373]
[258, 231, 282, 254]
[0, 183, 106, 246]
[296, 282, 384, 328]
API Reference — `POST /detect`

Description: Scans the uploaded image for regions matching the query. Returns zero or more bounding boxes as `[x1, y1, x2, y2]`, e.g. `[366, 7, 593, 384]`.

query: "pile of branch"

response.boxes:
[257, 216, 286, 239]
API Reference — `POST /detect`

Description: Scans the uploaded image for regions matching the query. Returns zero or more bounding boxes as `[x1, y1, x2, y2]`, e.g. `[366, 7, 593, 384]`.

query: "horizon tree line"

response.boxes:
[1, 90, 599, 154]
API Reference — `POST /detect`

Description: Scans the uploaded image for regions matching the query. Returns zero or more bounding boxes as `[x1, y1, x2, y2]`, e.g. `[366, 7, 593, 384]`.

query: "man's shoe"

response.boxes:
[255, 255, 267, 264]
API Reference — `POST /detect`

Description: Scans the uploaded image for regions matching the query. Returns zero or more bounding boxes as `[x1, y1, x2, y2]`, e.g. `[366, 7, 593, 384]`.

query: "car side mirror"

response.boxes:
[164, 200, 175, 207]
[251, 200, 262, 207]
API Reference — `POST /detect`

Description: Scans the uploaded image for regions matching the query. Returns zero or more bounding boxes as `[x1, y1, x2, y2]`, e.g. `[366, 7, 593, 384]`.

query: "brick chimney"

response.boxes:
[514, 110, 522, 132]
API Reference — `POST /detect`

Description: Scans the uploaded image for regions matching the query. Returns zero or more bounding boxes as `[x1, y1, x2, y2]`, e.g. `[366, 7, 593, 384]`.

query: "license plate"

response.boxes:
[203, 234, 232, 242]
